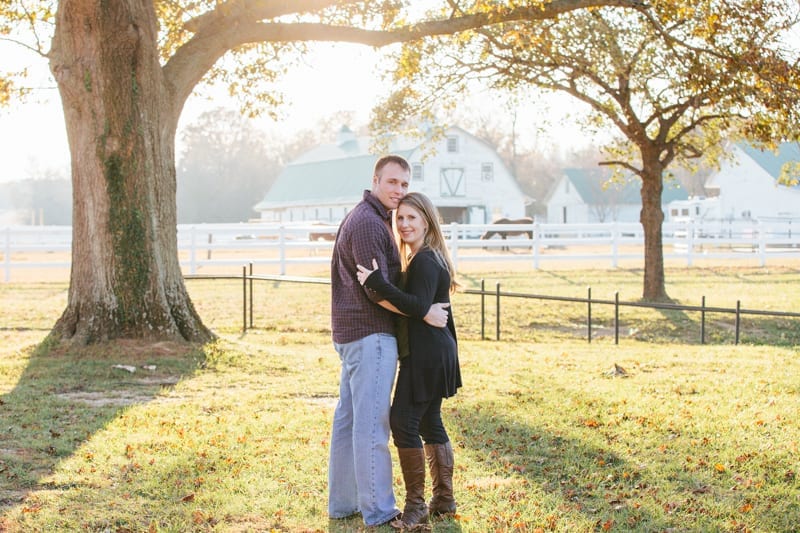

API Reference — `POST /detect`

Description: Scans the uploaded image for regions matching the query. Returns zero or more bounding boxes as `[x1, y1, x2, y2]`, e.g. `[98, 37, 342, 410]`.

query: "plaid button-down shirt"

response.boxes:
[331, 190, 401, 344]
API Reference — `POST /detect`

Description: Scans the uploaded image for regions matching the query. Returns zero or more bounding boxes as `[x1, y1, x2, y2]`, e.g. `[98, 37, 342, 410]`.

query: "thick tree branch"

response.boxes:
[184, 0, 358, 33]
[164, 0, 647, 114]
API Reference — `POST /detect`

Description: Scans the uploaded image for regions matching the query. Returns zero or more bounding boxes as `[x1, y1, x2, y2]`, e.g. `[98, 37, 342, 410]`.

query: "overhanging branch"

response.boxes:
[165, 0, 648, 119]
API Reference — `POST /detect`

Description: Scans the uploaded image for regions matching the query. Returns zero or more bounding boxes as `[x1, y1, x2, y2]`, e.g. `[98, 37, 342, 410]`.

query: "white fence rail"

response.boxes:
[3, 220, 800, 281]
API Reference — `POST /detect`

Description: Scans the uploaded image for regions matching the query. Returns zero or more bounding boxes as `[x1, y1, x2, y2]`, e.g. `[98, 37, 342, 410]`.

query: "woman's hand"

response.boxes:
[356, 258, 379, 285]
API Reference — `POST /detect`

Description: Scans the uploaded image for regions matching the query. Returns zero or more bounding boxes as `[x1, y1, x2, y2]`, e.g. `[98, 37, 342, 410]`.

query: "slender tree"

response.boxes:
[374, 0, 800, 301]
[0, 0, 646, 345]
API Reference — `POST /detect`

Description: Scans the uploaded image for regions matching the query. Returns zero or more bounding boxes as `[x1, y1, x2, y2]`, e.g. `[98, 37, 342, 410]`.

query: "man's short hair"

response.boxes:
[374, 154, 410, 178]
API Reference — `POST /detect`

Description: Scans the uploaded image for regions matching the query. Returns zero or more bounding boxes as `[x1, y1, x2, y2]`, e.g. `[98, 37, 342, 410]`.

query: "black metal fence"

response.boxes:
[465, 280, 800, 345]
[185, 264, 800, 345]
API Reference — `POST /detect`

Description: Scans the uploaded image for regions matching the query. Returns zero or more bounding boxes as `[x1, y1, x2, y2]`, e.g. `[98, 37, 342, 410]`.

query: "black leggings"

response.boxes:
[390, 365, 449, 448]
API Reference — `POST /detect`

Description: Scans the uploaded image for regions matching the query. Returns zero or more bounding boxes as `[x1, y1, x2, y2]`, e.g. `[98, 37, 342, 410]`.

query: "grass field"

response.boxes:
[1, 266, 799, 532]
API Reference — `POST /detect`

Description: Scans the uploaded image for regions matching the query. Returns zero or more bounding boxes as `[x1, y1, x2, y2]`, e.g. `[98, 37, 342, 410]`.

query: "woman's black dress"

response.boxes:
[364, 249, 462, 402]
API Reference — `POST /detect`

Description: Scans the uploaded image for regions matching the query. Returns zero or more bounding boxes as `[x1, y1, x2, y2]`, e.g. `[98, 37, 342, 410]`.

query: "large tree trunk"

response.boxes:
[48, 0, 214, 345]
[639, 161, 670, 302]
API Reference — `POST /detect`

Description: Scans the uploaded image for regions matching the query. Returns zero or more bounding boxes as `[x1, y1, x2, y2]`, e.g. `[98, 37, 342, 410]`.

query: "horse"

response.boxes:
[480, 217, 534, 251]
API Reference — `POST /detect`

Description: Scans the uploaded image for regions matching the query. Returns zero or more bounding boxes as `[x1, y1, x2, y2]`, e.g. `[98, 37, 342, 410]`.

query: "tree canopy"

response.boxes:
[373, 0, 800, 300]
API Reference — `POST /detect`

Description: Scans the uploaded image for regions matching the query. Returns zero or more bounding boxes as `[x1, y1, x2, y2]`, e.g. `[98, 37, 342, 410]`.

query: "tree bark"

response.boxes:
[639, 160, 670, 302]
[49, 0, 214, 345]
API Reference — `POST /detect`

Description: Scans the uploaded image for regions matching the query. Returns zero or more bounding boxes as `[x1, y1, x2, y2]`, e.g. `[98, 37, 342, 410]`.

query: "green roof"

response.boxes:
[255, 150, 414, 209]
[255, 124, 429, 210]
[738, 142, 800, 183]
[563, 168, 688, 204]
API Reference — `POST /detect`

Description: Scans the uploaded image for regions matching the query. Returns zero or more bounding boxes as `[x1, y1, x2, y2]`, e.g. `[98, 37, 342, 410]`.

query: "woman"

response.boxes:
[357, 192, 462, 530]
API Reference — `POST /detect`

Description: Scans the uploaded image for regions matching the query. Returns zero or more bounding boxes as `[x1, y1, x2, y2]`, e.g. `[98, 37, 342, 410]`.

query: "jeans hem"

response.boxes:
[364, 509, 401, 527]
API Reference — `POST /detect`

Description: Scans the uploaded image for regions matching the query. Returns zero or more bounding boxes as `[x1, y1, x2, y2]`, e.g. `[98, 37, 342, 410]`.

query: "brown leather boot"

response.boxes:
[393, 448, 428, 530]
[424, 441, 457, 516]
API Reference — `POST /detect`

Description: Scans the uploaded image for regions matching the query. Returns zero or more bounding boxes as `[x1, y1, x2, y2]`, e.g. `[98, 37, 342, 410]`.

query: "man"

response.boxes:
[328, 154, 449, 527]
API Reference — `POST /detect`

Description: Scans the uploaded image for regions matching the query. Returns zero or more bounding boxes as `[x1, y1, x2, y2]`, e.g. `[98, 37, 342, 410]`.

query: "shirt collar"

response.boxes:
[363, 190, 392, 222]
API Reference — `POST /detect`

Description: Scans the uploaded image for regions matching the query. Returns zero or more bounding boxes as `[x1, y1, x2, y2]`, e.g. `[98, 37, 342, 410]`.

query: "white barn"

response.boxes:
[703, 143, 800, 221]
[545, 167, 688, 223]
[254, 125, 529, 224]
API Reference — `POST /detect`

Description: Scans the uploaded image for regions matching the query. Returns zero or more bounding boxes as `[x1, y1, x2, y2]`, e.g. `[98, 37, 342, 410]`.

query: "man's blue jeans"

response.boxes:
[328, 333, 400, 526]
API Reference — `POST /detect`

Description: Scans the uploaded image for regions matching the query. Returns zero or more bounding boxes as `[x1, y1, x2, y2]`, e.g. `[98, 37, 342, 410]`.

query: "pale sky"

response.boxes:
[0, 43, 394, 182]
[0, 41, 590, 183]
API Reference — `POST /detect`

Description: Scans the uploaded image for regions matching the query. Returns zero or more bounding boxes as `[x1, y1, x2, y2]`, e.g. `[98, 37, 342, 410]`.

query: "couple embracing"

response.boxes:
[328, 155, 462, 529]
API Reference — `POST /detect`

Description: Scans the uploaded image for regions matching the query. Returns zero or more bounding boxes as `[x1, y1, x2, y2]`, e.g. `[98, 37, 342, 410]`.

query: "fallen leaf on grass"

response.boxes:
[180, 493, 195, 502]
[604, 363, 628, 377]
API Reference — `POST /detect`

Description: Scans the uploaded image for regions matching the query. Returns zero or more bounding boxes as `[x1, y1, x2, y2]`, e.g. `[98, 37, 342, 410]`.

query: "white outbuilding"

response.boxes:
[254, 125, 530, 225]
[703, 143, 800, 221]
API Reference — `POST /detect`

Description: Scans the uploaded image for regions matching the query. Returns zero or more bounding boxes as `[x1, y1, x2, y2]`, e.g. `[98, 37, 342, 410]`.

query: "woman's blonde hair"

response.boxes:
[395, 192, 459, 293]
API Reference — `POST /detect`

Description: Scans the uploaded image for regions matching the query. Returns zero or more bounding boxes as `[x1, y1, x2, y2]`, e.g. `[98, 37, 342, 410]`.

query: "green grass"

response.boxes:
[1, 266, 799, 532]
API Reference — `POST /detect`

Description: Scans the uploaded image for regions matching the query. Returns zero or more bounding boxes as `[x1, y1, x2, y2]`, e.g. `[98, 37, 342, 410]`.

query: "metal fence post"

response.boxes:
[249, 262, 254, 329]
[587, 287, 592, 344]
[242, 265, 247, 333]
[480, 279, 485, 340]
[735, 300, 741, 345]
[614, 291, 620, 345]
[701, 295, 706, 345]
[496, 282, 501, 341]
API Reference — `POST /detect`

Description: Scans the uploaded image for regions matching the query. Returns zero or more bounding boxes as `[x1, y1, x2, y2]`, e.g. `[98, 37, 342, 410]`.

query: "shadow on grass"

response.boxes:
[632, 305, 800, 346]
[452, 407, 665, 531]
[0, 337, 204, 517]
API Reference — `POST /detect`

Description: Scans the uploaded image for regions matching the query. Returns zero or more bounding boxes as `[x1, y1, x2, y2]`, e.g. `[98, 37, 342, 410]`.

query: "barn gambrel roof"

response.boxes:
[254, 125, 523, 212]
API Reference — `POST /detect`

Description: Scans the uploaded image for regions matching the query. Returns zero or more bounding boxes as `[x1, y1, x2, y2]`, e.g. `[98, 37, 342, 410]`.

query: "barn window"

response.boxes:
[481, 163, 494, 181]
[412, 163, 424, 181]
[446, 136, 459, 153]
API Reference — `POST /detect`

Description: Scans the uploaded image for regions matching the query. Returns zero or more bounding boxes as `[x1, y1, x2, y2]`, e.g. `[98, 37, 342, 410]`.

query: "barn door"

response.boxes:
[440, 167, 465, 197]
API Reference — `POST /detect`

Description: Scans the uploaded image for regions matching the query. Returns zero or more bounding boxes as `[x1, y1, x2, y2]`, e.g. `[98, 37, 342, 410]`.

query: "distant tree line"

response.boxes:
[0, 105, 709, 226]
[0, 175, 72, 225]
